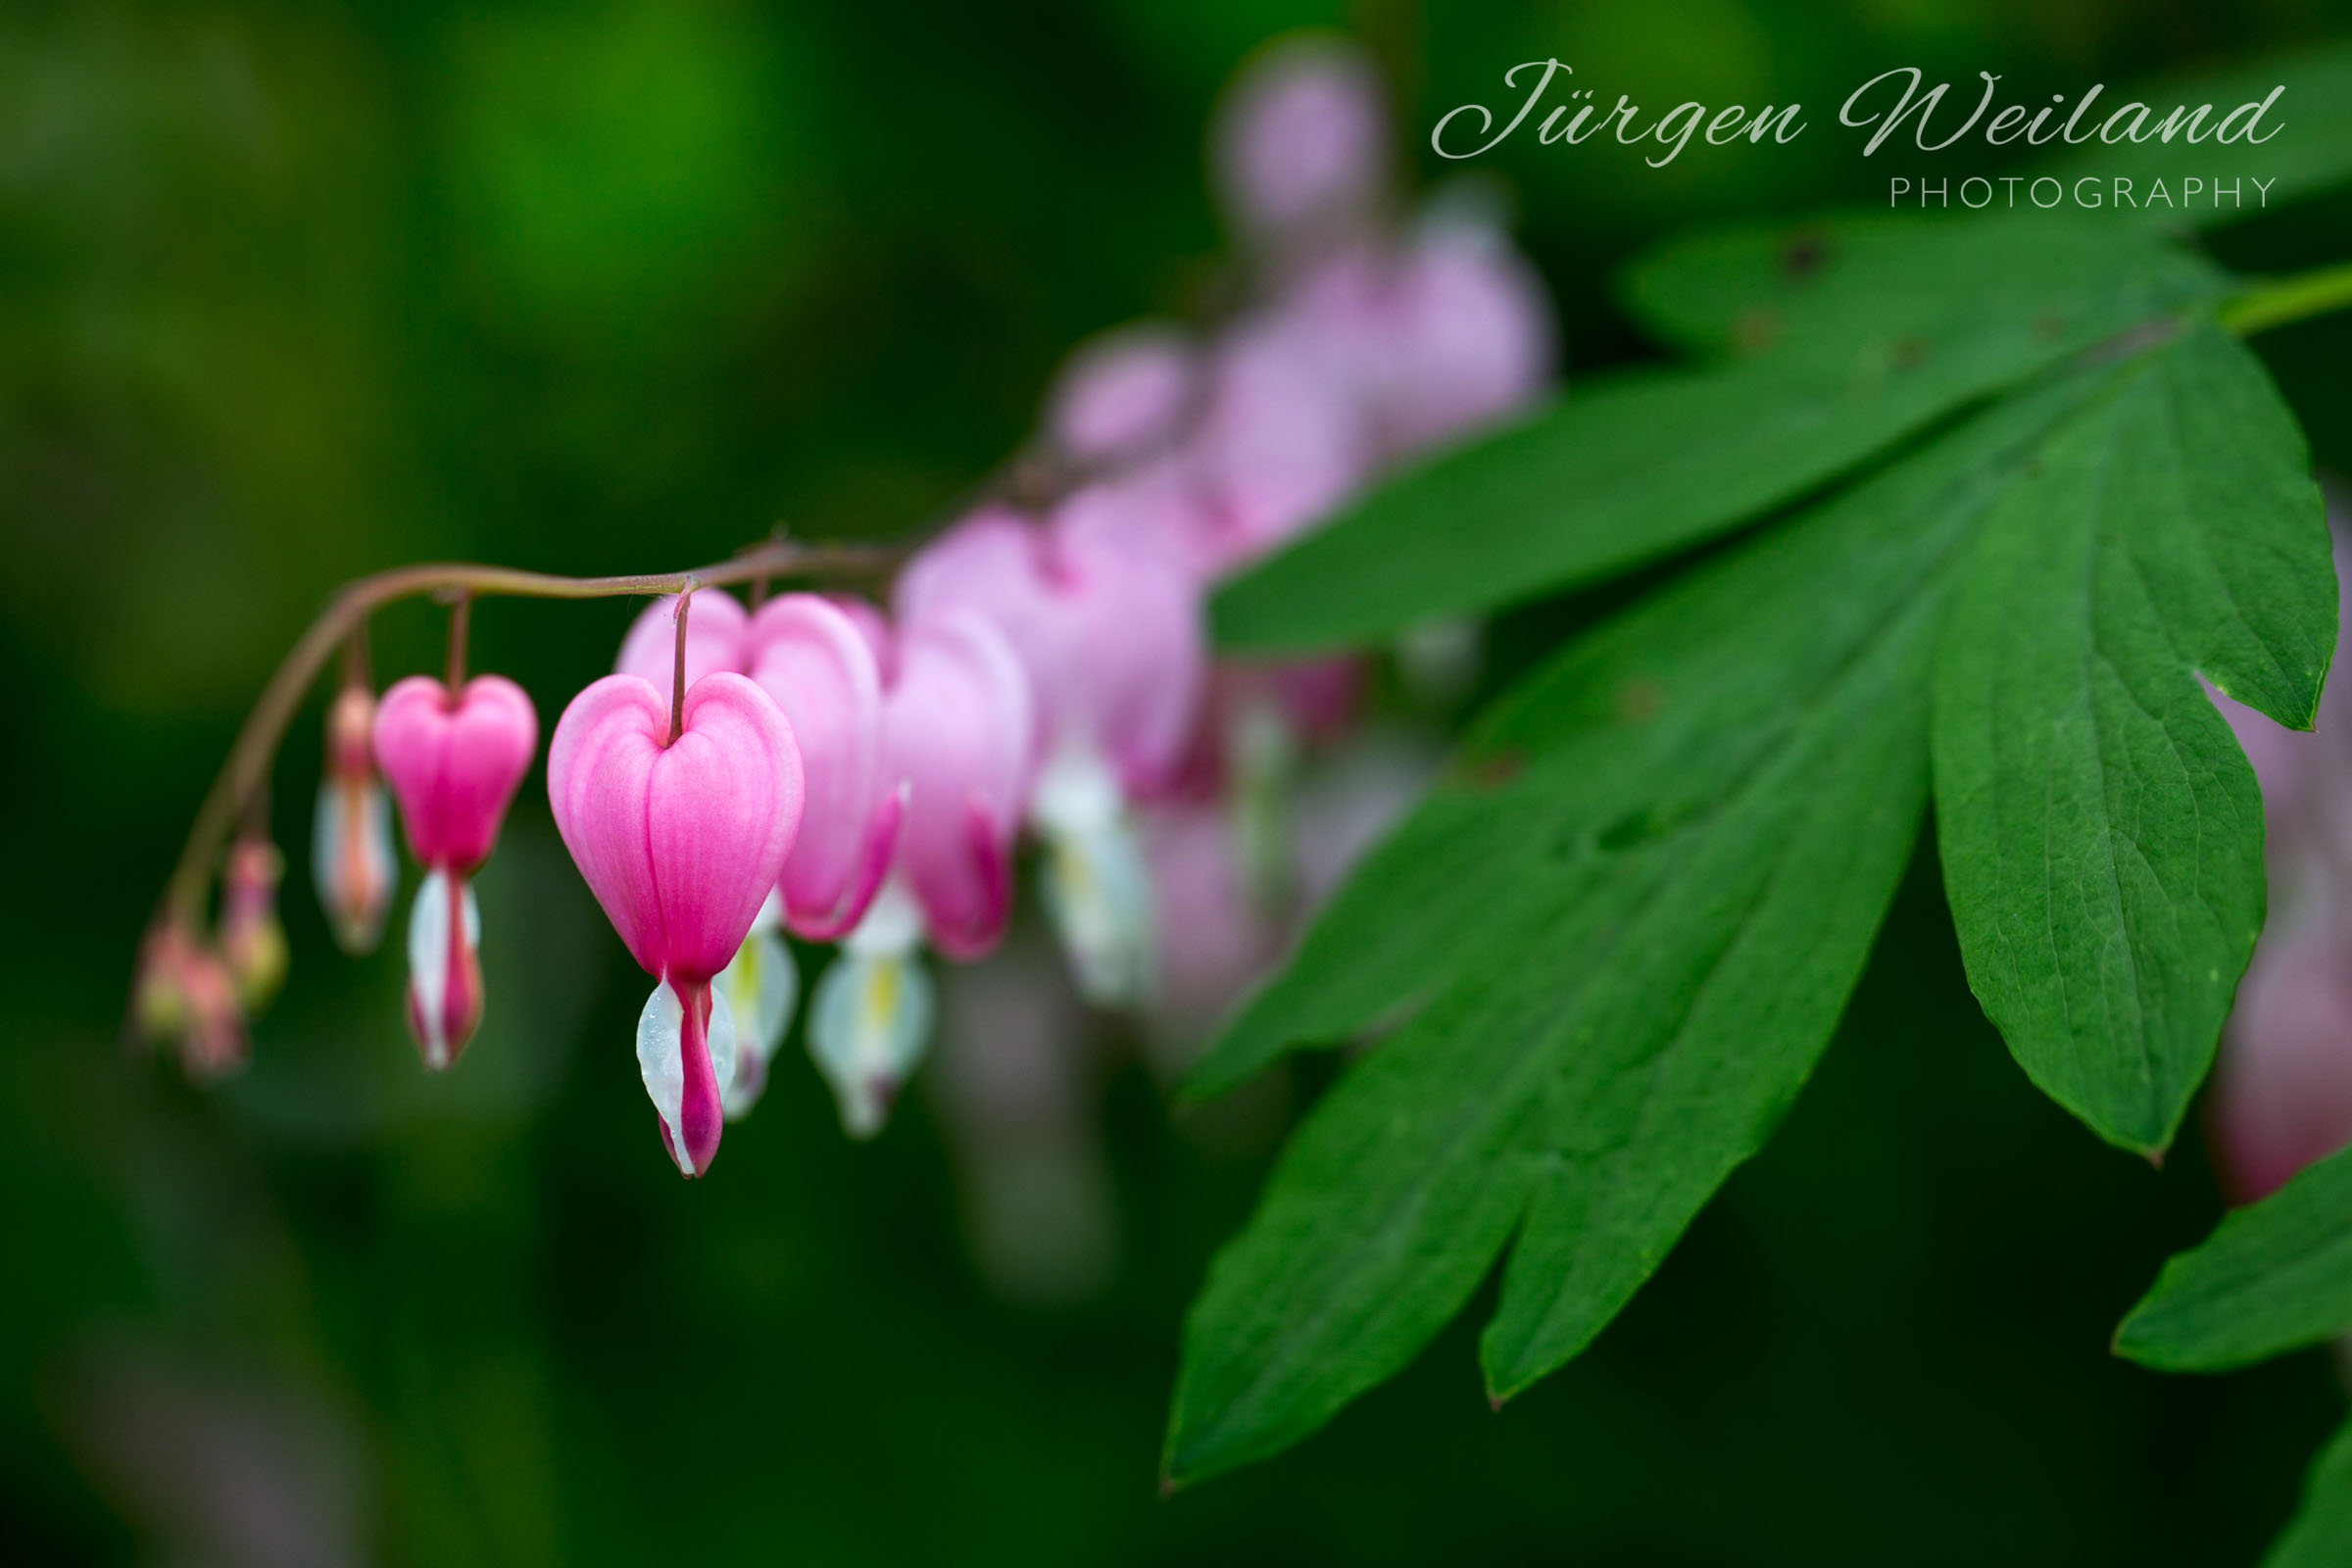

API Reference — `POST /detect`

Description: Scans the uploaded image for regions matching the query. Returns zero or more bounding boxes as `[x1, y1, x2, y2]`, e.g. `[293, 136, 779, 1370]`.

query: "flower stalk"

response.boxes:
[2223, 259, 2352, 340]
[158, 537, 897, 931]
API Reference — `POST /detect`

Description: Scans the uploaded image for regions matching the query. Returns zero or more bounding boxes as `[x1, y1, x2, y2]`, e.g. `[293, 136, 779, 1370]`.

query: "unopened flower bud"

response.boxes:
[312, 686, 396, 955]
[220, 839, 288, 1011]
[134, 923, 249, 1080]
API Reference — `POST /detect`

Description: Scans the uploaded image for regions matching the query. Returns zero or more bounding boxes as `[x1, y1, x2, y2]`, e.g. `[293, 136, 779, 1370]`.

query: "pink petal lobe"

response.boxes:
[547, 675, 670, 975]
[884, 611, 1033, 957]
[372, 674, 540, 871]
[646, 672, 805, 984]
[747, 594, 894, 935]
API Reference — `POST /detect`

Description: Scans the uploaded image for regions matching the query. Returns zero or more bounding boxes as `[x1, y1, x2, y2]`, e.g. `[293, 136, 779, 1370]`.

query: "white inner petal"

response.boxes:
[408, 868, 453, 1058]
[842, 874, 925, 958]
[719, 929, 799, 1121]
[1028, 741, 1123, 838]
[638, 980, 741, 1172]
[808, 949, 935, 1138]
[1041, 812, 1158, 1008]
[636, 981, 687, 1171]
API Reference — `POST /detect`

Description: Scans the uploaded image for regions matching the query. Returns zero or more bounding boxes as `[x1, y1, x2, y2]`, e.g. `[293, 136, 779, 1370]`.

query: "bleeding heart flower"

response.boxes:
[372, 674, 539, 1069]
[1287, 220, 1555, 461]
[312, 685, 396, 955]
[898, 512, 1200, 1003]
[878, 608, 1034, 960]
[745, 594, 903, 939]
[134, 923, 249, 1080]
[548, 665, 803, 1176]
[896, 507, 1202, 796]
[1212, 36, 1390, 248]
[220, 838, 288, 1011]
[1181, 320, 1367, 574]
[1045, 324, 1200, 468]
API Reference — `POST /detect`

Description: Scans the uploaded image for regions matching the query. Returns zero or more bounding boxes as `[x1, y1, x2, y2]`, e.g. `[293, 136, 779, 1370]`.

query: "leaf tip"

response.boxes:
[1487, 1389, 1506, 1414]
[1157, 1473, 1180, 1501]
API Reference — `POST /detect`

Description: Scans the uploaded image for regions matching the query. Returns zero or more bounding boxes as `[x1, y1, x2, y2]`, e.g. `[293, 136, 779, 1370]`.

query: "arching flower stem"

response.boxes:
[157, 536, 899, 931]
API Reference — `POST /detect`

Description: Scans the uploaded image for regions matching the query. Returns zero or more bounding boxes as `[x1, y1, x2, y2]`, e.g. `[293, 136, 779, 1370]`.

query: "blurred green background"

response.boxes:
[8, 1, 2352, 1562]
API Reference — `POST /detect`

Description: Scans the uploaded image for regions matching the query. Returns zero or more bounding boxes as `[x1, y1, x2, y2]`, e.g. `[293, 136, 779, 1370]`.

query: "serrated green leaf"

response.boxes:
[1932, 321, 2331, 1156]
[1189, 373, 2117, 1102]
[2116, 1143, 2352, 1371]
[2263, 1422, 2352, 1568]
[1209, 225, 2226, 656]
[2042, 39, 2352, 230]
[1166, 380, 2102, 1485]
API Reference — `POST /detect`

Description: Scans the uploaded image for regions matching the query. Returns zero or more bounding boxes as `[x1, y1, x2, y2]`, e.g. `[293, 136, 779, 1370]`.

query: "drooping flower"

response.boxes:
[1180, 320, 1368, 575]
[1286, 218, 1556, 462]
[898, 507, 1202, 798]
[134, 922, 249, 1080]
[220, 838, 288, 1010]
[897, 508, 1201, 1004]
[371, 674, 539, 1069]
[808, 878, 935, 1138]
[877, 607, 1036, 960]
[548, 663, 803, 1175]
[1213, 35, 1391, 250]
[312, 685, 396, 955]
[794, 606, 1030, 1135]
[745, 593, 902, 940]
[1045, 324, 1200, 470]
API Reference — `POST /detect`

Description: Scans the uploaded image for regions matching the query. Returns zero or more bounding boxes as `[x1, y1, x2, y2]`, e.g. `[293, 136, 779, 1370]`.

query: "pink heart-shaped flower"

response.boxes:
[372, 675, 540, 873]
[547, 671, 804, 986]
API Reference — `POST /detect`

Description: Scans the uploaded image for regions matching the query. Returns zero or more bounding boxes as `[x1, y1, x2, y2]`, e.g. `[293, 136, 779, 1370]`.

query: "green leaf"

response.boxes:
[1209, 222, 2225, 656]
[1932, 321, 2331, 1156]
[2263, 1422, 2352, 1568]
[1620, 213, 2211, 361]
[1167, 379, 2101, 1485]
[2116, 1143, 2352, 1371]
[2042, 39, 2352, 230]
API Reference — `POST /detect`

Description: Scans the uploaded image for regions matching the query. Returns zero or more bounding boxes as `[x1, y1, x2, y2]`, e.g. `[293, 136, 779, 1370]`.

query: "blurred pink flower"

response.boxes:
[2207, 502, 2352, 1199]
[220, 838, 287, 1010]
[1046, 323, 1200, 468]
[878, 608, 1035, 959]
[2212, 909, 2352, 1201]
[1289, 220, 1557, 460]
[899, 506, 1204, 796]
[311, 685, 396, 956]
[1214, 36, 1391, 245]
[747, 593, 903, 939]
